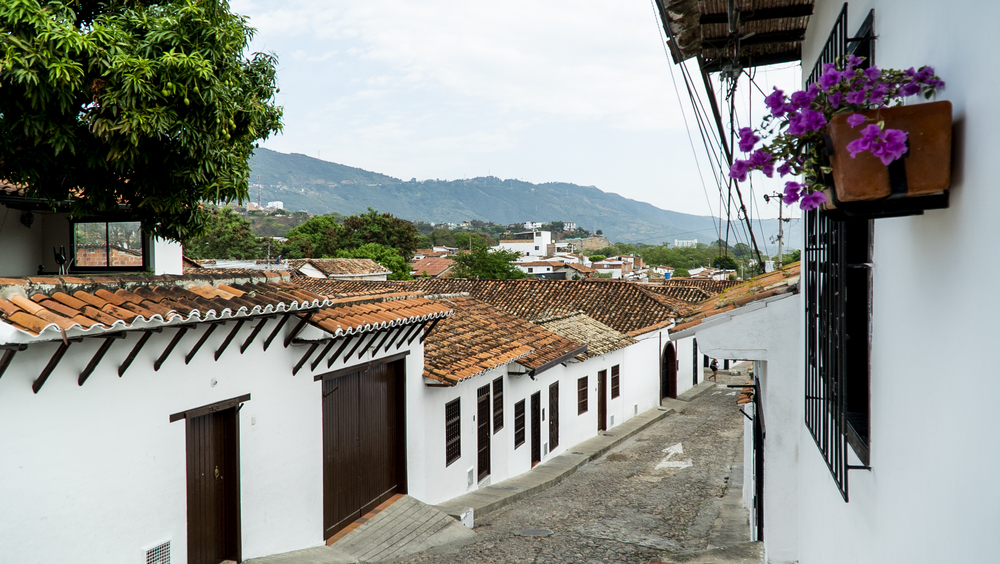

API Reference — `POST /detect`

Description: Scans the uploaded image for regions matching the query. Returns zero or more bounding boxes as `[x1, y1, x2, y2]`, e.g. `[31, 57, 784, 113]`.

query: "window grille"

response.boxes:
[492, 377, 504, 433]
[513, 399, 526, 448]
[145, 541, 170, 564]
[804, 4, 874, 502]
[445, 398, 461, 466]
[548, 381, 559, 449]
[577, 376, 588, 415]
[610, 365, 620, 399]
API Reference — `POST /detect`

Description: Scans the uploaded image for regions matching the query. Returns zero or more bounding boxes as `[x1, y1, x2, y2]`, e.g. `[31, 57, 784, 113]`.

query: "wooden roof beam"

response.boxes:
[327, 335, 354, 368]
[33, 339, 82, 394]
[215, 319, 246, 361]
[262, 314, 290, 351]
[419, 318, 443, 344]
[383, 326, 405, 352]
[311, 338, 338, 372]
[292, 341, 321, 376]
[699, 4, 814, 25]
[395, 323, 420, 350]
[119, 328, 162, 377]
[344, 332, 373, 362]
[154, 326, 189, 372]
[283, 312, 314, 349]
[702, 29, 806, 50]
[78, 333, 126, 386]
[240, 317, 271, 354]
[184, 322, 221, 365]
[407, 321, 430, 346]
[0, 344, 27, 382]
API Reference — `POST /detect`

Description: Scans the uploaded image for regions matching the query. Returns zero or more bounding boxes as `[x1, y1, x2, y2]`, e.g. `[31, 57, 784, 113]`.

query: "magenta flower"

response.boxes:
[847, 54, 862, 68]
[782, 181, 802, 204]
[738, 127, 760, 152]
[818, 66, 844, 89]
[797, 109, 826, 133]
[845, 90, 867, 105]
[828, 92, 843, 108]
[765, 87, 786, 117]
[777, 161, 792, 177]
[869, 128, 909, 165]
[846, 124, 882, 157]
[899, 81, 921, 97]
[846, 113, 867, 128]
[864, 67, 881, 82]
[729, 159, 753, 182]
[799, 191, 828, 211]
[869, 83, 888, 105]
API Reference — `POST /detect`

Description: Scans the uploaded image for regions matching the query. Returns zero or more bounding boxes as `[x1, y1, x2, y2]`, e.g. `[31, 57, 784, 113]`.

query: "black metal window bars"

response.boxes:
[804, 3, 874, 502]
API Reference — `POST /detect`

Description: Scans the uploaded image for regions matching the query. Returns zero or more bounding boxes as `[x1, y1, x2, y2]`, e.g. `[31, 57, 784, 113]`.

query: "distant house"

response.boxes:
[554, 262, 596, 279]
[515, 260, 564, 279]
[410, 257, 455, 279]
[523, 221, 543, 229]
[652, 265, 675, 278]
[673, 239, 698, 248]
[286, 258, 391, 281]
[266, 200, 284, 210]
[494, 231, 552, 258]
[591, 260, 625, 279]
[563, 222, 577, 231]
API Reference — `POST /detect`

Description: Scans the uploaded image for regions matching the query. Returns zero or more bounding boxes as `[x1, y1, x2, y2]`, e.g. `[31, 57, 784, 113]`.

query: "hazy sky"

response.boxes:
[232, 0, 801, 220]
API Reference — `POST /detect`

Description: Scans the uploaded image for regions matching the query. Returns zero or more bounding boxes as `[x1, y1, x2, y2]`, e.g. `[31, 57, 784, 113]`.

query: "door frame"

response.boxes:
[530, 391, 541, 466]
[662, 343, 677, 399]
[548, 381, 559, 450]
[476, 384, 491, 482]
[597, 369, 607, 432]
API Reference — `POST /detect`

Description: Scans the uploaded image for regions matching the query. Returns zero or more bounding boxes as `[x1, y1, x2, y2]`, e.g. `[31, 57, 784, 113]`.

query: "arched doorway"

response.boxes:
[661, 343, 677, 399]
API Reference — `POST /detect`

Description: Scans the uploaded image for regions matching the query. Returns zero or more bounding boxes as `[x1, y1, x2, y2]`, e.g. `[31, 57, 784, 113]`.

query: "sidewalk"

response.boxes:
[436, 381, 716, 523]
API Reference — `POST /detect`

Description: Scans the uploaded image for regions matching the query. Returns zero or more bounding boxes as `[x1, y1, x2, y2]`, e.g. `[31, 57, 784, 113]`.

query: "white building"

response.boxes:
[494, 231, 552, 258]
[514, 260, 561, 276]
[563, 222, 577, 231]
[659, 1, 998, 562]
[523, 221, 543, 229]
[266, 201, 284, 210]
[673, 239, 698, 248]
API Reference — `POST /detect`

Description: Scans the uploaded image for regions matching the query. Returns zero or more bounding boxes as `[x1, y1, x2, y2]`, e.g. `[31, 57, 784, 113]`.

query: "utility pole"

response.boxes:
[764, 192, 785, 268]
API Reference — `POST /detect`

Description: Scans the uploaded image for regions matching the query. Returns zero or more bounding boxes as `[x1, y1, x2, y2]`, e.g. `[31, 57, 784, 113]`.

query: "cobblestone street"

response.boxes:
[397, 373, 749, 564]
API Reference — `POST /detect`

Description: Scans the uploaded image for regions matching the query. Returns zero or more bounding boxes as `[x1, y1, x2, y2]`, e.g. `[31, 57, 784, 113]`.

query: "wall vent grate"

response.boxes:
[610, 415, 615, 426]
[146, 541, 170, 564]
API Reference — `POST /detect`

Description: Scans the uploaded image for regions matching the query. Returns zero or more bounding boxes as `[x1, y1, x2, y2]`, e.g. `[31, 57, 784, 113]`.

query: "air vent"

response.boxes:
[146, 541, 170, 564]
[467, 467, 474, 488]
[543, 442, 548, 455]
[610, 415, 615, 426]
[634, 404, 638, 415]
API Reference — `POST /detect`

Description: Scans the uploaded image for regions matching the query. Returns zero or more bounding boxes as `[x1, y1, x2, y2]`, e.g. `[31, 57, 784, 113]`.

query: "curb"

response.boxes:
[677, 380, 717, 402]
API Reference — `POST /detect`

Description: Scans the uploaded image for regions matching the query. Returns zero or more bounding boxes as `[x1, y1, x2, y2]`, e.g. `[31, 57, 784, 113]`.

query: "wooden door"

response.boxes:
[548, 381, 559, 450]
[186, 408, 240, 564]
[476, 384, 491, 482]
[530, 392, 541, 466]
[662, 343, 677, 399]
[322, 360, 405, 539]
[597, 369, 607, 431]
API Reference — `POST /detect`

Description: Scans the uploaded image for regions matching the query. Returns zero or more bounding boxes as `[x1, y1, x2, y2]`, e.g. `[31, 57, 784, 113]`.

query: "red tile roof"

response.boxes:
[423, 296, 585, 385]
[669, 263, 800, 334]
[288, 258, 390, 277]
[656, 278, 742, 294]
[410, 257, 455, 278]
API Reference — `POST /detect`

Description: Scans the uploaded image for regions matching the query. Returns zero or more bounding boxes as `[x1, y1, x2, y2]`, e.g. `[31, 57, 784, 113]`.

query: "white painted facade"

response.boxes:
[494, 231, 552, 258]
[0, 316, 425, 564]
[408, 336, 663, 506]
[681, 1, 1000, 561]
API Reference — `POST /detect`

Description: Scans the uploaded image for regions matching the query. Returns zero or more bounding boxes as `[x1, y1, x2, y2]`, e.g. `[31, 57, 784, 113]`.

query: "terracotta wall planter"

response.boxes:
[826, 100, 952, 203]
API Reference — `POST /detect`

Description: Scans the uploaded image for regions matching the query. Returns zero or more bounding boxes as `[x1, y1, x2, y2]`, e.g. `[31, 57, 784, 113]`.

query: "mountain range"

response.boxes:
[247, 148, 800, 251]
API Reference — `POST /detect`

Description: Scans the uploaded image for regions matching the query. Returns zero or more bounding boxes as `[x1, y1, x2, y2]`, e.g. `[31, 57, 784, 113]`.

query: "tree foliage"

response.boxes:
[451, 246, 528, 280]
[711, 255, 738, 270]
[282, 215, 342, 258]
[182, 206, 260, 259]
[453, 231, 496, 249]
[335, 243, 412, 281]
[0, 0, 282, 240]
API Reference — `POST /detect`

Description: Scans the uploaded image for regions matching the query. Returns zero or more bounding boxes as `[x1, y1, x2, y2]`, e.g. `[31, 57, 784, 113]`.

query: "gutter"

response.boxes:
[528, 344, 588, 378]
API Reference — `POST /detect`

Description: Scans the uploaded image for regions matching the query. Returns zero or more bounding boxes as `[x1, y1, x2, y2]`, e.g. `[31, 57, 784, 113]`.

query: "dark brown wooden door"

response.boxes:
[662, 343, 677, 399]
[597, 369, 607, 432]
[322, 360, 405, 539]
[548, 381, 559, 450]
[477, 385, 491, 482]
[186, 408, 240, 564]
[530, 392, 541, 466]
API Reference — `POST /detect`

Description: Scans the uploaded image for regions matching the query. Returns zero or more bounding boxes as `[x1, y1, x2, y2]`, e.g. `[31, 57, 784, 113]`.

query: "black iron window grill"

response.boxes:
[513, 399, 526, 448]
[493, 377, 504, 433]
[804, 3, 873, 502]
[445, 398, 461, 466]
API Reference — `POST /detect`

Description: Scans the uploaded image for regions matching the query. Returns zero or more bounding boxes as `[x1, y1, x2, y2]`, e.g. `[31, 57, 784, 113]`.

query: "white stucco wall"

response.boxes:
[781, 2, 1000, 563]
[682, 294, 802, 564]
[151, 237, 184, 275]
[0, 319, 422, 564]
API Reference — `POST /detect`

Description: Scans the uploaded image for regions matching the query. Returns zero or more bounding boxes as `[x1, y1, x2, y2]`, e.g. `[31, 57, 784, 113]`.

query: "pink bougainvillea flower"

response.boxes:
[869, 128, 909, 165]
[845, 89, 867, 105]
[828, 92, 843, 108]
[776, 161, 792, 177]
[847, 54, 862, 68]
[782, 181, 803, 204]
[738, 127, 760, 153]
[729, 159, 753, 182]
[764, 87, 786, 117]
[846, 124, 882, 157]
[818, 66, 845, 89]
[846, 113, 867, 128]
[899, 82, 921, 97]
[799, 191, 828, 211]
[864, 66, 881, 82]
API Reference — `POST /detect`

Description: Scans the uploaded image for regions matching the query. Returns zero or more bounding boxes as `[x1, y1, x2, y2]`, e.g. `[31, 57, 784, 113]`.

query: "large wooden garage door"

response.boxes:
[322, 359, 406, 539]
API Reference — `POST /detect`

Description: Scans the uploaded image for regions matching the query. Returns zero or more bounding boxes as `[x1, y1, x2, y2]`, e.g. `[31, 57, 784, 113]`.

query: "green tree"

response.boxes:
[0, 0, 283, 240]
[453, 231, 496, 249]
[183, 207, 261, 259]
[336, 243, 412, 281]
[283, 215, 343, 257]
[341, 208, 419, 258]
[429, 228, 456, 247]
[589, 254, 606, 263]
[712, 255, 738, 270]
[451, 247, 527, 279]
[672, 267, 691, 278]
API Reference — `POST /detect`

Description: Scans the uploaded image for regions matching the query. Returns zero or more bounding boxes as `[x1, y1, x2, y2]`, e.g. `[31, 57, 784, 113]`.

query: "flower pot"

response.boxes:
[826, 100, 952, 203]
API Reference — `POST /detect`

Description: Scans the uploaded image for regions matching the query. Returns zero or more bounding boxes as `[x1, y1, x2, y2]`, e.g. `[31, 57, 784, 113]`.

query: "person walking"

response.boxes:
[710, 359, 719, 382]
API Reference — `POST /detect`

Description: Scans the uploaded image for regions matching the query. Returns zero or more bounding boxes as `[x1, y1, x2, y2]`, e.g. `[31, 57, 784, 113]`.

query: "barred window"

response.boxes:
[577, 376, 588, 415]
[492, 377, 504, 433]
[445, 398, 461, 466]
[513, 399, 525, 448]
[611, 365, 620, 399]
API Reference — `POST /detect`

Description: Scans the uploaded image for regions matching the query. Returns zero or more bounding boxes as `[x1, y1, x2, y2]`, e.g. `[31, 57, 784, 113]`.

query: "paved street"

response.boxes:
[397, 374, 749, 564]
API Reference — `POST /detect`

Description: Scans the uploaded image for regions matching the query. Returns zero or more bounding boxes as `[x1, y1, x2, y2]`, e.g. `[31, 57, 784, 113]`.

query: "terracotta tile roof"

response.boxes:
[638, 284, 713, 304]
[288, 279, 677, 336]
[657, 278, 742, 295]
[422, 296, 585, 385]
[519, 261, 563, 268]
[738, 380, 754, 406]
[669, 263, 801, 334]
[415, 249, 451, 258]
[287, 258, 391, 277]
[561, 263, 596, 274]
[0, 271, 449, 344]
[534, 312, 636, 359]
[410, 257, 455, 278]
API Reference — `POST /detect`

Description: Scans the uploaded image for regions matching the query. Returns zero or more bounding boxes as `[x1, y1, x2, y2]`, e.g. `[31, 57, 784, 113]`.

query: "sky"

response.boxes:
[231, 0, 801, 221]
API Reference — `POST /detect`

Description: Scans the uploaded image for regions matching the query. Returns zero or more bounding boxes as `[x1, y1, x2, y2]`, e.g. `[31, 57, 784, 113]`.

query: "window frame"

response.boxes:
[445, 398, 461, 467]
[610, 365, 620, 399]
[513, 399, 526, 449]
[69, 219, 148, 274]
[577, 376, 588, 415]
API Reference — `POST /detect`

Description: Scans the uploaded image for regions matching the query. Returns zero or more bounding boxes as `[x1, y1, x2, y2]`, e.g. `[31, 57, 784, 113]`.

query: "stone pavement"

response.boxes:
[395, 371, 758, 564]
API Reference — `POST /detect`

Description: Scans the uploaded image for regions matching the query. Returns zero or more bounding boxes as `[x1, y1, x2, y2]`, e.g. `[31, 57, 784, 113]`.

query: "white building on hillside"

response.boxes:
[494, 231, 552, 258]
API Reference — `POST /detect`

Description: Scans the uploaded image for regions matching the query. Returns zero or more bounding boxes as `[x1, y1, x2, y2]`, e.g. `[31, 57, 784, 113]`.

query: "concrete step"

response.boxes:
[648, 541, 764, 564]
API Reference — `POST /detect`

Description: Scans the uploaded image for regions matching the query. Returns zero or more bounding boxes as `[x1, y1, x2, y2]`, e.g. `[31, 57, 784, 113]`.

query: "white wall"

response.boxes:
[683, 295, 802, 564]
[152, 237, 184, 275]
[786, 2, 1000, 563]
[0, 319, 422, 564]
[0, 204, 45, 277]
